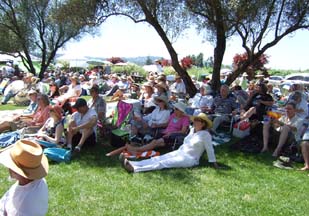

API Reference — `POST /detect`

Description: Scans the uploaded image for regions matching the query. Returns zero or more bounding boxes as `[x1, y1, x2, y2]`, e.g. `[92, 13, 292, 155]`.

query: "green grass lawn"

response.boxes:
[0, 104, 308, 215]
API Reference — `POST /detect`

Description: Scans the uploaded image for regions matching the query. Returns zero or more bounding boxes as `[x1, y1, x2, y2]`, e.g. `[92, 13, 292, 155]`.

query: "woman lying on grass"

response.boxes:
[122, 113, 218, 173]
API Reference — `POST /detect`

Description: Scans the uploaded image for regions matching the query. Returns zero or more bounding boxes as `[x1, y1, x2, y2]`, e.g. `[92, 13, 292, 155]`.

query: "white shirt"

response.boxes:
[170, 81, 186, 94]
[65, 84, 81, 98]
[179, 128, 216, 163]
[72, 108, 98, 133]
[190, 93, 214, 109]
[296, 98, 308, 119]
[279, 114, 303, 141]
[0, 178, 48, 216]
[143, 107, 170, 127]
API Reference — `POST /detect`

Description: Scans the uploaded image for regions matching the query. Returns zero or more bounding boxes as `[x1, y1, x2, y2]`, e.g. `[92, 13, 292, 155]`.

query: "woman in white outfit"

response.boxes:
[123, 113, 218, 173]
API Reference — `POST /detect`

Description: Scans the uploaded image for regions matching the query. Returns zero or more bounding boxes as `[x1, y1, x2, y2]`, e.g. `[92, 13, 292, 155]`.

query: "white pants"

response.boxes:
[130, 150, 199, 173]
[212, 115, 230, 131]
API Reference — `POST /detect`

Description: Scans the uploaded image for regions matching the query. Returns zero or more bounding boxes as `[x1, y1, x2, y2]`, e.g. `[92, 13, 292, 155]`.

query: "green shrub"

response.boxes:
[111, 65, 147, 77]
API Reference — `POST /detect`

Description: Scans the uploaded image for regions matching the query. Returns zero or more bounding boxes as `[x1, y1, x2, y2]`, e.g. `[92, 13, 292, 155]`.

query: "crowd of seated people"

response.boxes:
[2, 66, 309, 174]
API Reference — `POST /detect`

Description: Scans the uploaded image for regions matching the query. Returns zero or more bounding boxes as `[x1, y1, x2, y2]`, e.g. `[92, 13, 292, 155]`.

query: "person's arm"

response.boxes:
[203, 133, 217, 164]
[41, 124, 64, 144]
[74, 115, 97, 131]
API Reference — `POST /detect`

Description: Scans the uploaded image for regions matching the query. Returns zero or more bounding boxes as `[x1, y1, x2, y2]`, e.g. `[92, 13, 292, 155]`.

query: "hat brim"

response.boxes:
[173, 103, 187, 113]
[154, 96, 168, 105]
[0, 144, 49, 180]
[190, 115, 213, 129]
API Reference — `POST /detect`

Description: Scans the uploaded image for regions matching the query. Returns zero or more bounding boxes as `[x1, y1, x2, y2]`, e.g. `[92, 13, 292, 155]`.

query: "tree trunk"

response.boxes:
[211, 1, 226, 92]
[138, 1, 197, 97]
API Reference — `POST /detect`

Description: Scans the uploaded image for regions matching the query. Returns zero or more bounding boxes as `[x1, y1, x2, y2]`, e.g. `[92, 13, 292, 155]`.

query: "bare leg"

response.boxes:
[273, 125, 290, 157]
[241, 107, 256, 120]
[301, 141, 309, 171]
[261, 122, 271, 152]
[127, 138, 165, 154]
[66, 122, 77, 149]
[76, 128, 93, 149]
[0, 121, 12, 133]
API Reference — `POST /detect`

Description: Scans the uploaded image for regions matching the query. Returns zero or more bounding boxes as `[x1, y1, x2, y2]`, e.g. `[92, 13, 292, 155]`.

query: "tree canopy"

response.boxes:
[0, 0, 106, 77]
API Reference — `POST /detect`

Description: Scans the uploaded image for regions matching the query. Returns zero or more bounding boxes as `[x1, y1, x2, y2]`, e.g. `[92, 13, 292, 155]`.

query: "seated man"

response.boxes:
[170, 75, 186, 99]
[240, 83, 274, 121]
[67, 98, 98, 154]
[211, 85, 238, 133]
[262, 102, 303, 157]
[0, 140, 49, 215]
[126, 102, 190, 154]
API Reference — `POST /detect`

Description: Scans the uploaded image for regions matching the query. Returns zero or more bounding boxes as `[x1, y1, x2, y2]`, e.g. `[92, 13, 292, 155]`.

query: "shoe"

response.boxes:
[123, 159, 134, 173]
[72, 146, 81, 158]
[273, 160, 293, 170]
[119, 152, 126, 163]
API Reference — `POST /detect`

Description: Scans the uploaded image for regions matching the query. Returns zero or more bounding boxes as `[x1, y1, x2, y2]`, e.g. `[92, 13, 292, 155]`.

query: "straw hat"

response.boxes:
[31, 77, 40, 84]
[0, 140, 49, 180]
[173, 102, 187, 113]
[191, 113, 213, 129]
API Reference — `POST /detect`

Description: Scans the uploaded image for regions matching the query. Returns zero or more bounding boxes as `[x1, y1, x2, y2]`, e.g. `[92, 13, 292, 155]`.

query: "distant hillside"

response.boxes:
[122, 56, 163, 65]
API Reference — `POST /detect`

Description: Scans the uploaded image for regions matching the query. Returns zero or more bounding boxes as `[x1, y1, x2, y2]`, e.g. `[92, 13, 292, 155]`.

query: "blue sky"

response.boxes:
[60, 16, 309, 70]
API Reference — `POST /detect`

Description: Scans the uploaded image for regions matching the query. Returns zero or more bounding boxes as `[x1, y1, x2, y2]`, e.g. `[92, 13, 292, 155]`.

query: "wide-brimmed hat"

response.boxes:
[72, 98, 87, 108]
[155, 82, 167, 91]
[31, 77, 40, 84]
[173, 101, 187, 113]
[0, 140, 49, 180]
[143, 82, 153, 88]
[70, 75, 79, 81]
[154, 95, 169, 106]
[28, 88, 38, 95]
[175, 75, 181, 80]
[191, 113, 213, 129]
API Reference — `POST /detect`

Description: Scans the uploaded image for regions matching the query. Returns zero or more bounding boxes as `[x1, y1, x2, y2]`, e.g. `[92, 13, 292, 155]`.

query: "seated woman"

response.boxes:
[0, 94, 50, 133]
[187, 85, 213, 115]
[37, 106, 65, 145]
[126, 102, 190, 154]
[262, 102, 303, 157]
[131, 95, 170, 137]
[54, 75, 82, 106]
[49, 82, 60, 99]
[122, 113, 218, 173]
[139, 82, 156, 114]
[0, 89, 39, 121]
[240, 83, 274, 121]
